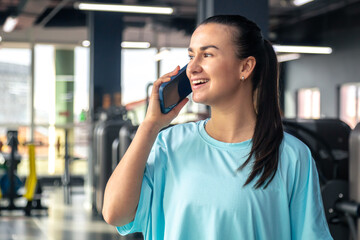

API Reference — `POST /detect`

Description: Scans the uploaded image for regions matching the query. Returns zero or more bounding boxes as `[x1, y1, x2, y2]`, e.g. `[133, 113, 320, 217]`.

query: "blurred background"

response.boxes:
[0, 0, 360, 239]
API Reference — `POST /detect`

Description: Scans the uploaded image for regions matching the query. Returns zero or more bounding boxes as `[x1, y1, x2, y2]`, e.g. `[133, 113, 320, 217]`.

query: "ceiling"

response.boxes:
[0, 0, 360, 48]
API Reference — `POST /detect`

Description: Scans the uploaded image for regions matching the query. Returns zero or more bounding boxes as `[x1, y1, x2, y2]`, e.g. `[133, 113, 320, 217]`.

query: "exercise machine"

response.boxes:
[91, 106, 131, 215]
[0, 130, 47, 216]
[349, 123, 360, 240]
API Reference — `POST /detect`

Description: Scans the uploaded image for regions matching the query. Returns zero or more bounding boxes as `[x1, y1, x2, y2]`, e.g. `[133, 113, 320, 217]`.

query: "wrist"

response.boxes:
[139, 120, 163, 135]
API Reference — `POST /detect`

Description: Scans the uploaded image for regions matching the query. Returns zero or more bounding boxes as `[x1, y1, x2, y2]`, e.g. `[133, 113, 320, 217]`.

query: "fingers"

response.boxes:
[151, 66, 180, 98]
[145, 66, 186, 124]
[168, 98, 189, 117]
[162, 65, 180, 78]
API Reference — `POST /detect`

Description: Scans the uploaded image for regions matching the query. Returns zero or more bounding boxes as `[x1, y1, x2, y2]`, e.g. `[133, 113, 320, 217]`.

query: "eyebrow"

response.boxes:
[188, 45, 219, 52]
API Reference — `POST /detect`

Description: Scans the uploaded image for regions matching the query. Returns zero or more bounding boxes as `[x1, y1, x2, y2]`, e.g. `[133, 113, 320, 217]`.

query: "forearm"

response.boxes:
[102, 66, 188, 227]
[102, 121, 161, 226]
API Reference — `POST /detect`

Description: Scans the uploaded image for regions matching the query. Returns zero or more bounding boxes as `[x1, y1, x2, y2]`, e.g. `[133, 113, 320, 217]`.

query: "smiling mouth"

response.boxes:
[192, 79, 209, 86]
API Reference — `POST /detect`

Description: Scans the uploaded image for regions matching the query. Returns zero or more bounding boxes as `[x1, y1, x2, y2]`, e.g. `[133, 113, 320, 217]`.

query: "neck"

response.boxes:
[206, 103, 257, 143]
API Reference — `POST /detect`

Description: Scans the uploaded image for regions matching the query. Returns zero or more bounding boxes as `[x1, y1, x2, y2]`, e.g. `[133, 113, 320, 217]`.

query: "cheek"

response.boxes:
[186, 68, 191, 79]
[211, 63, 238, 82]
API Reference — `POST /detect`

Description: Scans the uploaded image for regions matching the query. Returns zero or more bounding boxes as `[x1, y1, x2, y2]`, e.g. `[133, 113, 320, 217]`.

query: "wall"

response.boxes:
[280, 4, 360, 118]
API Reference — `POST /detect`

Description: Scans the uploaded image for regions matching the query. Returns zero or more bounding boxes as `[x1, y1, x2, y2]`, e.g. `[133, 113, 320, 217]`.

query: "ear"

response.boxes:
[239, 56, 256, 80]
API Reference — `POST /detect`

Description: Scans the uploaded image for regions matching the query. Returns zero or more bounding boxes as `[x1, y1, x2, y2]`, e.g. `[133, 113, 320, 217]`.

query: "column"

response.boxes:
[88, 11, 123, 120]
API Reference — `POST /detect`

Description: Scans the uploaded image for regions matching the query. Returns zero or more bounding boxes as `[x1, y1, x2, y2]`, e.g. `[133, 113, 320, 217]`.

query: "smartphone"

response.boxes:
[159, 64, 192, 114]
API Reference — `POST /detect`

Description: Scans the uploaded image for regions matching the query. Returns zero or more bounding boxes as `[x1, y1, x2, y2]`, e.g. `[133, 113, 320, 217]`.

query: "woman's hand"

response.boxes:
[144, 66, 189, 131]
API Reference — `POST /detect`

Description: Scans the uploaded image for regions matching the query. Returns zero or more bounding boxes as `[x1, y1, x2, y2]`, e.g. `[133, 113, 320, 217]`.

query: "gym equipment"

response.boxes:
[111, 138, 120, 174]
[119, 122, 138, 160]
[23, 143, 48, 216]
[0, 135, 22, 196]
[283, 118, 349, 183]
[63, 128, 71, 205]
[0, 130, 22, 210]
[0, 130, 47, 216]
[91, 106, 130, 215]
[23, 144, 37, 200]
[349, 123, 360, 240]
[283, 118, 360, 240]
[110, 122, 138, 185]
[0, 172, 23, 196]
[145, 82, 153, 117]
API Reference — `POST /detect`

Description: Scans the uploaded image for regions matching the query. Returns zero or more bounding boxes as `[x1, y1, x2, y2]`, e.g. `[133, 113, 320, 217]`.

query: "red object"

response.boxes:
[59, 111, 69, 117]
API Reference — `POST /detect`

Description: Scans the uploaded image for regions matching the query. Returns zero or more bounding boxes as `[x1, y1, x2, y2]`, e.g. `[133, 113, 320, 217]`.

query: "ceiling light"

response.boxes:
[3, 16, 19, 33]
[74, 2, 174, 15]
[121, 41, 151, 49]
[293, 0, 314, 6]
[82, 40, 91, 47]
[277, 53, 301, 62]
[81, 40, 150, 48]
[273, 45, 332, 54]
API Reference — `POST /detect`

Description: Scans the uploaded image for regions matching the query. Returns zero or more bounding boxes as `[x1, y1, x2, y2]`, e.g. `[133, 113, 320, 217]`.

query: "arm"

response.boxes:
[102, 66, 189, 227]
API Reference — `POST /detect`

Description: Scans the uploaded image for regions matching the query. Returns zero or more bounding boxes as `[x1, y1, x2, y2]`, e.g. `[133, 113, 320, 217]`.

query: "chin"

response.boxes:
[192, 95, 204, 104]
[192, 96, 210, 106]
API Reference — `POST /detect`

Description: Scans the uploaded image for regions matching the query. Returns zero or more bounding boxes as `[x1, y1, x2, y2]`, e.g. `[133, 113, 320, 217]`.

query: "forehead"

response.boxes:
[189, 23, 235, 49]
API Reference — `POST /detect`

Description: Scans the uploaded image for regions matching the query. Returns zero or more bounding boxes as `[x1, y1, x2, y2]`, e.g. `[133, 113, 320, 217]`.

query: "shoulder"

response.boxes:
[155, 120, 203, 151]
[158, 121, 201, 141]
[277, 132, 313, 182]
[149, 121, 202, 169]
[278, 133, 316, 199]
[280, 132, 312, 161]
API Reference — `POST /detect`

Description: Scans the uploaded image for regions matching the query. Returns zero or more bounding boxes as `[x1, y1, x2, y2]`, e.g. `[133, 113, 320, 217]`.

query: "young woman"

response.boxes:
[102, 15, 333, 240]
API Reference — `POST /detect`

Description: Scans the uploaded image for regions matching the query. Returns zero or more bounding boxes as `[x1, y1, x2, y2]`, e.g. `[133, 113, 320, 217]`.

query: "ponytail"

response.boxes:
[239, 39, 283, 189]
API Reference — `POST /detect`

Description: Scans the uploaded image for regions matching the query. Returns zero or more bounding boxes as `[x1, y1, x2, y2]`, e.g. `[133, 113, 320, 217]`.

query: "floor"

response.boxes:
[0, 187, 143, 240]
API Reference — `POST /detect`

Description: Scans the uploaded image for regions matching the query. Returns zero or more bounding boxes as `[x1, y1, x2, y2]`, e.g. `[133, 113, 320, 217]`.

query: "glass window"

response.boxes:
[121, 48, 157, 105]
[34, 45, 56, 125]
[297, 88, 321, 119]
[339, 83, 360, 128]
[0, 48, 31, 125]
[74, 46, 90, 124]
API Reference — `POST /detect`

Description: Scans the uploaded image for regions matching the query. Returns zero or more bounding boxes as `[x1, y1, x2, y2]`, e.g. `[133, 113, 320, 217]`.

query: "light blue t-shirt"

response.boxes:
[117, 120, 333, 240]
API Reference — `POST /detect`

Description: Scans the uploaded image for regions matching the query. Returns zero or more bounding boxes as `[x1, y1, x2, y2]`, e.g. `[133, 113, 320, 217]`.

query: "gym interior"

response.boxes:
[0, 0, 360, 239]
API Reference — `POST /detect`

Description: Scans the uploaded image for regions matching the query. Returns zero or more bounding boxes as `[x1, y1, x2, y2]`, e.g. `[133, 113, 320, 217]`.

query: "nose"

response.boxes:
[186, 57, 202, 77]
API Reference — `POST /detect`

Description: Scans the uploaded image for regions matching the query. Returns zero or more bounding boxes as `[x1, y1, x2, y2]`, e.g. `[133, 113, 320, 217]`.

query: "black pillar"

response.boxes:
[88, 11, 123, 119]
[197, 0, 269, 38]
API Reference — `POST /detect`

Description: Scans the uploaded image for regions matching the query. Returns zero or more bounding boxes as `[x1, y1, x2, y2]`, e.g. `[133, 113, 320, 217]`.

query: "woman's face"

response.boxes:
[186, 23, 243, 106]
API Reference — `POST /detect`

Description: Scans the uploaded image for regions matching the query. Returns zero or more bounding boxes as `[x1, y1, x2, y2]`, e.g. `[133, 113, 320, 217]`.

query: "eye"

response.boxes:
[204, 53, 212, 58]
[188, 55, 194, 60]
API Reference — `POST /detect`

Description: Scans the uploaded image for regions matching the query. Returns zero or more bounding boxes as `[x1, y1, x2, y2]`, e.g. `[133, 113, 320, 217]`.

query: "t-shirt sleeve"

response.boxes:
[289, 148, 333, 240]
[116, 147, 156, 235]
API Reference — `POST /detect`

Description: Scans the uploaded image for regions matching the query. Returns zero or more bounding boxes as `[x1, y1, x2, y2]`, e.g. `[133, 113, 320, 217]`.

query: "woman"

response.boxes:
[102, 15, 333, 240]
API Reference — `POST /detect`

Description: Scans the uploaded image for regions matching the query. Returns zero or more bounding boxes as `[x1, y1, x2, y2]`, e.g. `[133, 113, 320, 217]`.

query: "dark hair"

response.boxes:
[201, 15, 284, 189]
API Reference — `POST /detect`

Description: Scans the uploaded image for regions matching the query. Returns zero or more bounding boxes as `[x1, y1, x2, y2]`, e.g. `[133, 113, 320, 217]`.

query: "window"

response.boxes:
[121, 48, 157, 105]
[34, 45, 55, 125]
[0, 47, 31, 164]
[0, 45, 90, 177]
[297, 88, 321, 119]
[0, 48, 31, 125]
[339, 83, 360, 128]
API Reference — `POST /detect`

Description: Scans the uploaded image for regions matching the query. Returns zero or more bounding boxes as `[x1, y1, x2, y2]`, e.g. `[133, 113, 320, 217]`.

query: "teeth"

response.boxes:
[192, 79, 209, 85]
